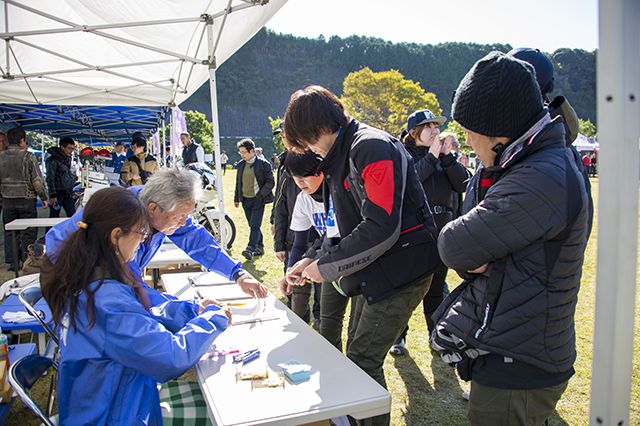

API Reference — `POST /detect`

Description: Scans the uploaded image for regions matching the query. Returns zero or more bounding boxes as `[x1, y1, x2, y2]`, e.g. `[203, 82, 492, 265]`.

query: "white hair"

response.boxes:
[139, 167, 200, 211]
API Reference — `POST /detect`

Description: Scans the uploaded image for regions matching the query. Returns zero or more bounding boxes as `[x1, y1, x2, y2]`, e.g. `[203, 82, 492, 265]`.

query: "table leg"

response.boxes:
[152, 269, 160, 289]
[38, 333, 45, 356]
[11, 231, 19, 278]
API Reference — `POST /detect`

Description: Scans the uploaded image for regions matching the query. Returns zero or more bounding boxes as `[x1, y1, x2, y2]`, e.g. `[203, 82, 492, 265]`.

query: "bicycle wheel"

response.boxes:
[198, 209, 236, 249]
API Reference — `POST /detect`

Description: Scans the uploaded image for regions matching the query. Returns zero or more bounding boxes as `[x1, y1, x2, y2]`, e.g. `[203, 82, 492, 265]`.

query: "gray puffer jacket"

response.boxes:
[436, 118, 589, 373]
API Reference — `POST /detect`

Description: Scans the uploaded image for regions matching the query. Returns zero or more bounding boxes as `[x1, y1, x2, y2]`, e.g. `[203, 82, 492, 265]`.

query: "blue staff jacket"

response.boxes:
[45, 186, 242, 305]
[58, 279, 228, 425]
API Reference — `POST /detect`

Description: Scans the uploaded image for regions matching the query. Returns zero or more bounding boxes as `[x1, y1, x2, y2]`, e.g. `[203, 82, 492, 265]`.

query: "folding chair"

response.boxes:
[8, 355, 57, 426]
[18, 286, 58, 416]
[18, 286, 58, 346]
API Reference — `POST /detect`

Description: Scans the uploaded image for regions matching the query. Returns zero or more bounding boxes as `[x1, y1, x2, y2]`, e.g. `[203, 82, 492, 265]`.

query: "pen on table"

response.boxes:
[287, 275, 313, 285]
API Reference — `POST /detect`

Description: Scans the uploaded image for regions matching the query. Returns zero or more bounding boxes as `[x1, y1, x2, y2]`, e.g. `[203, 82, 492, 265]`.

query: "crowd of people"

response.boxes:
[0, 47, 593, 426]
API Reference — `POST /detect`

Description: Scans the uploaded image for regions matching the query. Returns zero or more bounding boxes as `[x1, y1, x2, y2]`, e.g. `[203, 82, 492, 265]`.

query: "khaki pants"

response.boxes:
[468, 380, 569, 426]
[346, 275, 432, 426]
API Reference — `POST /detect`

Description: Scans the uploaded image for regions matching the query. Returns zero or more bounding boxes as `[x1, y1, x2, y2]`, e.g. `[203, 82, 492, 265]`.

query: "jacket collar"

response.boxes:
[318, 119, 359, 174]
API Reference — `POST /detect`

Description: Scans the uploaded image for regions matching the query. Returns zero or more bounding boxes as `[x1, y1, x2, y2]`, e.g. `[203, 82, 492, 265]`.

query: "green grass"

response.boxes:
[1, 173, 638, 425]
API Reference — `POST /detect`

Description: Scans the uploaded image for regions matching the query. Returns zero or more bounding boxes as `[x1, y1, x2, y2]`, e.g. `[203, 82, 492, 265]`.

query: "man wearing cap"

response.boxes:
[389, 109, 470, 356]
[283, 85, 440, 426]
[180, 132, 205, 165]
[121, 133, 159, 186]
[432, 51, 589, 424]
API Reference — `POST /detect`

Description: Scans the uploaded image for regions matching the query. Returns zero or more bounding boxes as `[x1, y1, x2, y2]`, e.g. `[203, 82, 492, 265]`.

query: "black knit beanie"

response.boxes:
[452, 51, 545, 139]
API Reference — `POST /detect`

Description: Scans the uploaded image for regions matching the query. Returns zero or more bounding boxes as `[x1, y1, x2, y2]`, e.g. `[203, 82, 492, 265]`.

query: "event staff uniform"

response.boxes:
[46, 186, 244, 306]
[57, 278, 228, 424]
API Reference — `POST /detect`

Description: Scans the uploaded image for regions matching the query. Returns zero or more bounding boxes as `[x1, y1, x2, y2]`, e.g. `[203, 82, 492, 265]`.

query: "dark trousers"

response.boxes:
[49, 193, 76, 218]
[397, 261, 449, 341]
[320, 281, 349, 351]
[468, 380, 568, 425]
[346, 275, 432, 425]
[2, 198, 37, 265]
[291, 282, 321, 324]
[241, 197, 265, 250]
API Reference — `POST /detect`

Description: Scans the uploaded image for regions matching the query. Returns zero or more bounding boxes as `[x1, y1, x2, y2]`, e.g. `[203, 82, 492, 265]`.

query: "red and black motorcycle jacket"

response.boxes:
[316, 119, 440, 304]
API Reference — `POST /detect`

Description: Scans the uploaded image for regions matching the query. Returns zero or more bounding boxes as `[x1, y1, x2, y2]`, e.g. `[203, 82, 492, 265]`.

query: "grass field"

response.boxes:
[1, 171, 638, 425]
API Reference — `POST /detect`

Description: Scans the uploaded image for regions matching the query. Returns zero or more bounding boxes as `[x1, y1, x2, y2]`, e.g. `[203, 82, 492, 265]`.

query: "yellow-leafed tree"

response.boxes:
[341, 67, 441, 137]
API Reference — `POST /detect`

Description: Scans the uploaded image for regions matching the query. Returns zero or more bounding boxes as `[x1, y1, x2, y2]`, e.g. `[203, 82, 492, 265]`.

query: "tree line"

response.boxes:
[180, 29, 596, 162]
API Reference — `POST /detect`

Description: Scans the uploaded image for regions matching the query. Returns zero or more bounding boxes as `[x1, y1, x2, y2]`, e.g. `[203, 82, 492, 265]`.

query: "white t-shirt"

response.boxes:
[325, 195, 340, 238]
[290, 192, 327, 237]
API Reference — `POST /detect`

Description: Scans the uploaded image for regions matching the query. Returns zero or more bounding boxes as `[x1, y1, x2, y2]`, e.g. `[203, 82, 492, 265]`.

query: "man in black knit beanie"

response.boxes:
[432, 51, 590, 425]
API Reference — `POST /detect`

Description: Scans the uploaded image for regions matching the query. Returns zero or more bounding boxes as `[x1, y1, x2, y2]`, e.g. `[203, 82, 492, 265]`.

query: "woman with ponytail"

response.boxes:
[41, 186, 230, 425]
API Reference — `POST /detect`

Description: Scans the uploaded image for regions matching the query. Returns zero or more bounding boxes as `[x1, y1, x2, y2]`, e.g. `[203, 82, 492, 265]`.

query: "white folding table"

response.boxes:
[162, 272, 391, 426]
[4, 218, 66, 278]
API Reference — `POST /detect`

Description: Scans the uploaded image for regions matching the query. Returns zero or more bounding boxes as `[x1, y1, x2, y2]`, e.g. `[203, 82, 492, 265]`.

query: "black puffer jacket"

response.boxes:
[436, 119, 589, 373]
[45, 147, 76, 197]
[406, 143, 471, 230]
[272, 165, 300, 252]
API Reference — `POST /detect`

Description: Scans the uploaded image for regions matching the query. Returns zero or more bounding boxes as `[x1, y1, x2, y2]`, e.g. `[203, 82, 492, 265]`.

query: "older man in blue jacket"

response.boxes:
[46, 167, 267, 302]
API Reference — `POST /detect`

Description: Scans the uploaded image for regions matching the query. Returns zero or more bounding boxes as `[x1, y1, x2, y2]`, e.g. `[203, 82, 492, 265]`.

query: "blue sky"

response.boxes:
[266, 0, 598, 53]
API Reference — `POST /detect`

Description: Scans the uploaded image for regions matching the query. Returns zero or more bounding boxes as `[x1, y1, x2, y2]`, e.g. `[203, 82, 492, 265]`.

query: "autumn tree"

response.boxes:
[340, 67, 441, 137]
[184, 110, 214, 153]
[269, 115, 284, 152]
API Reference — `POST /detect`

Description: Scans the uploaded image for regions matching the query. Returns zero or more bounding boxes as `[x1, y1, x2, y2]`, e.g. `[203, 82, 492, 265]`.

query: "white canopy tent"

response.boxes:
[0, 0, 288, 247]
[2, 1, 640, 425]
[573, 133, 600, 152]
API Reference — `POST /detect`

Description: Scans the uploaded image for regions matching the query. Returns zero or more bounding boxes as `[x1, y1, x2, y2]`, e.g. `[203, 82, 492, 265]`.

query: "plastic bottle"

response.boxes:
[0, 327, 12, 403]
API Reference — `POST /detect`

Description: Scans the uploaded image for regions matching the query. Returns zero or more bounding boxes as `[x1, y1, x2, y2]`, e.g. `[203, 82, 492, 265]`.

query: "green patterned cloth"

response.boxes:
[160, 381, 212, 426]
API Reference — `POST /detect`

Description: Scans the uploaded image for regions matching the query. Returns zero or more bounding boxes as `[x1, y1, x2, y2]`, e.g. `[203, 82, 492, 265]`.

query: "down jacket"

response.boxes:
[436, 117, 589, 373]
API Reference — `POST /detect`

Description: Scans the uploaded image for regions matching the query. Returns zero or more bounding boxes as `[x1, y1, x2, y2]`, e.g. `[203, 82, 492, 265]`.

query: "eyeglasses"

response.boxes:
[132, 228, 150, 240]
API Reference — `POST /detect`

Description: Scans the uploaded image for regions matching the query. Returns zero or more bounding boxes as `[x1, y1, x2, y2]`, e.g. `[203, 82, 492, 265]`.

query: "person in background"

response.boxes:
[41, 186, 232, 425]
[121, 133, 159, 186]
[233, 138, 275, 260]
[45, 136, 77, 218]
[434, 51, 588, 426]
[255, 146, 267, 161]
[110, 142, 127, 174]
[0, 127, 48, 269]
[180, 132, 205, 165]
[278, 151, 324, 328]
[389, 111, 471, 356]
[220, 150, 229, 175]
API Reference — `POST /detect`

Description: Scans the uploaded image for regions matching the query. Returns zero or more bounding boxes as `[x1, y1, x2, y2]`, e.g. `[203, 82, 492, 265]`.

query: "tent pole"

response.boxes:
[590, 0, 640, 424]
[162, 112, 166, 167]
[206, 16, 227, 250]
[40, 133, 44, 171]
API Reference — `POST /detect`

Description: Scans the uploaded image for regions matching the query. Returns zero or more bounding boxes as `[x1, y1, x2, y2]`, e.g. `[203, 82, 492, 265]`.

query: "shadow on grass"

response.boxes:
[547, 410, 570, 426]
[393, 354, 434, 425]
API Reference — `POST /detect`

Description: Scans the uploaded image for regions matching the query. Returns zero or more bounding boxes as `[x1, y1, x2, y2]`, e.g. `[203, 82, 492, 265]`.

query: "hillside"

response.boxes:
[182, 29, 596, 159]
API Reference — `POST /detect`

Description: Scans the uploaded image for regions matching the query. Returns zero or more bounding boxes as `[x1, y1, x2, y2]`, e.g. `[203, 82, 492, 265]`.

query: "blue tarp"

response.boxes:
[0, 104, 168, 146]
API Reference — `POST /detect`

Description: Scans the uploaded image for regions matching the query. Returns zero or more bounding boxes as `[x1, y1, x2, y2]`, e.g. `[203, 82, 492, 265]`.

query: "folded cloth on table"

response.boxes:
[278, 359, 311, 384]
[2, 311, 35, 323]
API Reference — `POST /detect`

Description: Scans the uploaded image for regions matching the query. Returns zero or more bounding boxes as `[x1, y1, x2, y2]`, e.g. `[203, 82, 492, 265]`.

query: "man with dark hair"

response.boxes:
[284, 85, 440, 425]
[432, 52, 589, 425]
[233, 138, 274, 260]
[0, 127, 48, 268]
[180, 132, 205, 165]
[46, 136, 77, 218]
[121, 133, 159, 186]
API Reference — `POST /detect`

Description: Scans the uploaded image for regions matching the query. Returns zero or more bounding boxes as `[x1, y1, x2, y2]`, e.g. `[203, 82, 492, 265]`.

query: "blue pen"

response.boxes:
[242, 350, 260, 365]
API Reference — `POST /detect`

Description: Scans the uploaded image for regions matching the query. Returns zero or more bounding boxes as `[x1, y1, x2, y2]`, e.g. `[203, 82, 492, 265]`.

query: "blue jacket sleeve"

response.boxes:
[168, 217, 242, 280]
[45, 208, 85, 263]
[104, 303, 228, 383]
[148, 299, 199, 333]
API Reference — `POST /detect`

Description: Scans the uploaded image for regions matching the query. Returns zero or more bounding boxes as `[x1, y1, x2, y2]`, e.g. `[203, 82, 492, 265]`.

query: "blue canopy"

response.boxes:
[0, 104, 168, 146]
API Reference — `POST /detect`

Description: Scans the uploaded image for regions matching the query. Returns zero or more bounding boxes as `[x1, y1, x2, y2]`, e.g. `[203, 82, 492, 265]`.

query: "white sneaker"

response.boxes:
[462, 390, 470, 401]
[389, 338, 407, 356]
